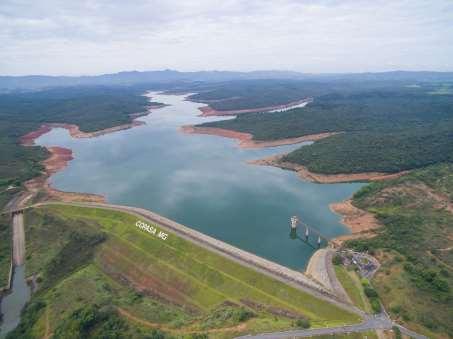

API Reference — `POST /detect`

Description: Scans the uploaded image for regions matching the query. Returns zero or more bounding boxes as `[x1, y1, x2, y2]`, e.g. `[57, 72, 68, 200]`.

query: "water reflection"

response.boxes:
[36, 92, 364, 270]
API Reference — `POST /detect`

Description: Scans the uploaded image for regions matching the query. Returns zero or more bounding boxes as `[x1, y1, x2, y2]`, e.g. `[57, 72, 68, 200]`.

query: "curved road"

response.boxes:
[236, 312, 426, 339]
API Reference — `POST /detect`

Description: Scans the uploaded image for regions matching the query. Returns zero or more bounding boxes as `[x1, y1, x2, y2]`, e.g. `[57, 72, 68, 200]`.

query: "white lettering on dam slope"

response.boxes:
[135, 220, 168, 240]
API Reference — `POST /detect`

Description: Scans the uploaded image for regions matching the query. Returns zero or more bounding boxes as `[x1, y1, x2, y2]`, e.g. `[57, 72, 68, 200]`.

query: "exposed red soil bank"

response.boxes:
[330, 199, 379, 233]
[250, 154, 408, 183]
[20, 116, 160, 204]
[21, 121, 144, 146]
[249, 154, 408, 244]
[19, 102, 168, 204]
[198, 98, 311, 117]
[181, 125, 337, 149]
[24, 146, 105, 203]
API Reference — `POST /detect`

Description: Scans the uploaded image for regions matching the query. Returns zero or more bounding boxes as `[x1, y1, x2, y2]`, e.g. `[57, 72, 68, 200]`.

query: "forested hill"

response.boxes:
[0, 86, 155, 210]
[200, 84, 453, 174]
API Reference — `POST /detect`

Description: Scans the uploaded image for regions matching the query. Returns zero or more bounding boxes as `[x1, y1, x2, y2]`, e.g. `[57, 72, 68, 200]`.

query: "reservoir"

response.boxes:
[36, 92, 363, 270]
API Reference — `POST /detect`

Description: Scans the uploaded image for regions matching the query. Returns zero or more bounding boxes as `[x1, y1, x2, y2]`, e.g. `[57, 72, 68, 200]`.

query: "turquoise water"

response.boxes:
[36, 93, 363, 270]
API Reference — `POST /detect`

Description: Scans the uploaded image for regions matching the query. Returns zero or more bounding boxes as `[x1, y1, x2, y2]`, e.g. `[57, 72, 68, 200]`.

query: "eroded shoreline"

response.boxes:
[20, 121, 145, 146]
[250, 154, 407, 183]
[181, 125, 337, 149]
[182, 124, 387, 241]
[18, 105, 162, 205]
[20, 94, 388, 248]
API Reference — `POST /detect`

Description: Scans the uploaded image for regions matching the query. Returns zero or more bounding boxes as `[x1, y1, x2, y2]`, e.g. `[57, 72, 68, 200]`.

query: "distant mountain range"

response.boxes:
[1, 69, 453, 91]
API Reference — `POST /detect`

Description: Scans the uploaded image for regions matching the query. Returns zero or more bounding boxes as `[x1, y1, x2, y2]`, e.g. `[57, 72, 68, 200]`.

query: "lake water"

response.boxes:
[36, 92, 363, 270]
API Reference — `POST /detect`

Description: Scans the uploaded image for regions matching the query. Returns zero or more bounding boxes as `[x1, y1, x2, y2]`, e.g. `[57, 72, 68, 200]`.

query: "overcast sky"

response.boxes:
[1, 0, 452, 76]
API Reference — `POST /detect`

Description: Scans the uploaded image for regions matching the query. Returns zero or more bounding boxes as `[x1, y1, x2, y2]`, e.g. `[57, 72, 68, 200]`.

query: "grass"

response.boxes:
[11, 204, 360, 338]
[58, 205, 358, 322]
[346, 163, 453, 338]
[333, 266, 370, 313]
[0, 214, 11, 288]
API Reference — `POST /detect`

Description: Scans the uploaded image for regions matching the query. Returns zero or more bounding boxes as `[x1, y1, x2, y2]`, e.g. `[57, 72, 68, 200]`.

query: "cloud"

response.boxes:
[0, 0, 452, 75]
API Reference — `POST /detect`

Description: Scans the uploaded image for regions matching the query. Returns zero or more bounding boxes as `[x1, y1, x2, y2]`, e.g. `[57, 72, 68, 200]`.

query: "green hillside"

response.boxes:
[200, 85, 453, 174]
[8, 205, 359, 338]
[346, 164, 453, 337]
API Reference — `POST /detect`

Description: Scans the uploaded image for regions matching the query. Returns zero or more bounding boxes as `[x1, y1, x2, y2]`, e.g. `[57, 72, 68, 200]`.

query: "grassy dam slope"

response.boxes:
[10, 204, 359, 338]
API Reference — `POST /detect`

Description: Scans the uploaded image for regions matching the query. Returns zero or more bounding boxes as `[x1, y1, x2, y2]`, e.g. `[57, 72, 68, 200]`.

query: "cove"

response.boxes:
[35, 92, 364, 270]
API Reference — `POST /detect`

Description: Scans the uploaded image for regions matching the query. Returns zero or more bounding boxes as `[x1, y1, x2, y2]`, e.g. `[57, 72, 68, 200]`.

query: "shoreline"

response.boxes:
[20, 94, 385, 256]
[197, 98, 312, 117]
[23, 146, 105, 204]
[20, 121, 145, 146]
[250, 154, 402, 244]
[250, 154, 408, 183]
[182, 123, 392, 243]
[181, 125, 337, 149]
[18, 103, 164, 205]
[329, 199, 381, 245]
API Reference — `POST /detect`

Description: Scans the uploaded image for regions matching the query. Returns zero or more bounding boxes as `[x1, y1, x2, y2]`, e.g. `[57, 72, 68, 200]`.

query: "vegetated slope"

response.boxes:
[188, 80, 335, 110]
[9, 205, 359, 338]
[0, 215, 11, 288]
[201, 85, 453, 174]
[188, 79, 426, 112]
[0, 86, 154, 211]
[346, 163, 453, 338]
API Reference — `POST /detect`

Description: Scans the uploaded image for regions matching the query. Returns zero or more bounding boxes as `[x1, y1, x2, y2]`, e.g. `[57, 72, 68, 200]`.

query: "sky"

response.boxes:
[1, 0, 452, 76]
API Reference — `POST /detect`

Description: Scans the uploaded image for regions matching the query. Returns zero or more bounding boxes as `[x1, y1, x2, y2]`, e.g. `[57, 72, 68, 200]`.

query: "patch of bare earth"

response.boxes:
[23, 146, 104, 204]
[18, 104, 166, 205]
[97, 243, 199, 314]
[117, 307, 248, 334]
[240, 299, 302, 319]
[181, 125, 337, 149]
[250, 155, 408, 184]
[330, 200, 381, 246]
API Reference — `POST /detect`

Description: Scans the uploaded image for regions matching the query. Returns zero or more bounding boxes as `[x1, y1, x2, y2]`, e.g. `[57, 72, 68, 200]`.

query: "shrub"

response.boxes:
[364, 286, 378, 298]
[145, 329, 166, 339]
[295, 318, 311, 329]
[370, 299, 382, 313]
[332, 254, 343, 265]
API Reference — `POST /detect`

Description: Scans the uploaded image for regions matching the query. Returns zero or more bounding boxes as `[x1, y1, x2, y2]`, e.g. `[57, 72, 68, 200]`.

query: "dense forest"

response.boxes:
[200, 85, 453, 173]
[0, 86, 154, 211]
[188, 79, 427, 111]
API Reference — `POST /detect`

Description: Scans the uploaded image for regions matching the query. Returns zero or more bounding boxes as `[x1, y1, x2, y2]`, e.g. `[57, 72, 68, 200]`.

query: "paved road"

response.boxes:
[236, 312, 427, 339]
[324, 249, 352, 303]
[305, 248, 351, 303]
[12, 212, 25, 266]
[237, 314, 393, 338]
